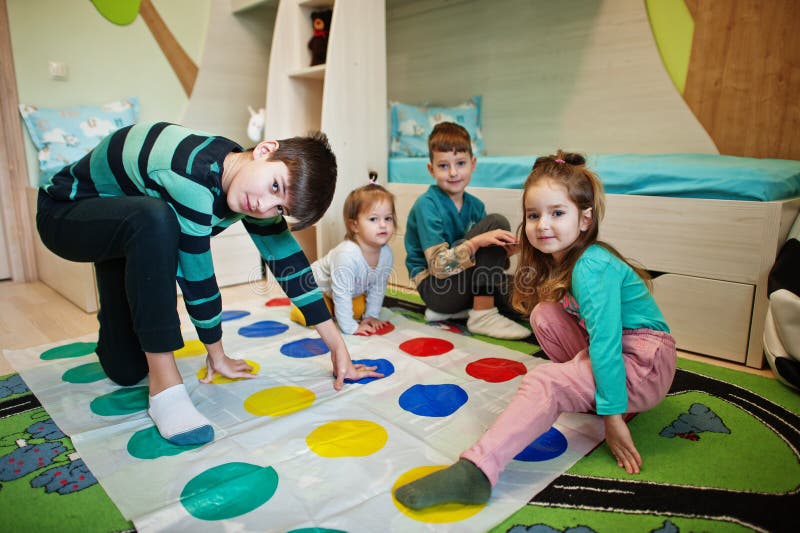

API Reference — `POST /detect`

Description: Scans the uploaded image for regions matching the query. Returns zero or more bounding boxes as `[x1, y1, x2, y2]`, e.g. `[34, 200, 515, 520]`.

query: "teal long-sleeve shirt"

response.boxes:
[404, 185, 487, 282]
[565, 244, 670, 415]
[41, 122, 329, 344]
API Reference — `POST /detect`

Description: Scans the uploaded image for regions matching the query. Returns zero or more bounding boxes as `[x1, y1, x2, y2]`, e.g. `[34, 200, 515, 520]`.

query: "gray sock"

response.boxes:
[395, 458, 491, 509]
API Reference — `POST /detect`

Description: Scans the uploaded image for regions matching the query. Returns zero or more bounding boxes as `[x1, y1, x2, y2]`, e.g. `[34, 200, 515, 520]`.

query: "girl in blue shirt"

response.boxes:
[395, 151, 677, 509]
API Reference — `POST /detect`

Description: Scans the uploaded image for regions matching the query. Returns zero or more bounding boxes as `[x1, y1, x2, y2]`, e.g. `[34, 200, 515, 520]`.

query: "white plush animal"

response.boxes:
[247, 106, 265, 143]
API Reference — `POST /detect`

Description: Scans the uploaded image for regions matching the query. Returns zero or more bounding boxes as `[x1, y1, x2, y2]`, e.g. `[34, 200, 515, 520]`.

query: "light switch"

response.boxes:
[48, 61, 68, 80]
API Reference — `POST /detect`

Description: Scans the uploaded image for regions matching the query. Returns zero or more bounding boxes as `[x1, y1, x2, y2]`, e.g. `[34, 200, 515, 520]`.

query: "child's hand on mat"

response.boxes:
[200, 354, 256, 383]
[315, 319, 384, 389]
[331, 355, 383, 390]
[604, 414, 642, 474]
[355, 317, 387, 335]
[468, 229, 517, 251]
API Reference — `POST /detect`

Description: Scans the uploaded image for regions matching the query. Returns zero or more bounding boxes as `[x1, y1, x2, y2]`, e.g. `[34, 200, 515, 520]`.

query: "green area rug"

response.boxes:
[0, 374, 133, 532]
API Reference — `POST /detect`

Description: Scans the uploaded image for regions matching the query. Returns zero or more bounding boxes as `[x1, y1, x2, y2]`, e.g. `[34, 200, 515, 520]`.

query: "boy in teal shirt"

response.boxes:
[37, 122, 382, 446]
[404, 122, 529, 339]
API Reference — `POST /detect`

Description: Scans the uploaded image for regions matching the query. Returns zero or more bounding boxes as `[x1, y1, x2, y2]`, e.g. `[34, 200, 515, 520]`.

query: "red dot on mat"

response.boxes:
[265, 297, 291, 307]
[466, 357, 527, 383]
[72, 484, 78, 489]
[14, 469, 20, 474]
[60, 479, 67, 485]
[55, 471, 61, 476]
[34, 448, 39, 453]
[79, 475, 85, 480]
[399, 337, 454, 357]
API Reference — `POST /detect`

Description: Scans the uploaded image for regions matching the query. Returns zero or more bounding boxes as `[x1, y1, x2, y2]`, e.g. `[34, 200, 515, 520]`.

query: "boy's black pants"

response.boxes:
[417, 213, 516, 316]
[37, 190, 184, 386]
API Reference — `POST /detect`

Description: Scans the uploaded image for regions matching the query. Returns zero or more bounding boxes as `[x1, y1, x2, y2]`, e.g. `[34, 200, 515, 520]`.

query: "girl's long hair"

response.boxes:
[511, 150, 650, 314]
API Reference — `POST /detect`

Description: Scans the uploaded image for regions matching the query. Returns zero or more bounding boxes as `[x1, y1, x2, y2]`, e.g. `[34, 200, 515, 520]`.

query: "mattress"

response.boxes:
[388, 153, 800, 201]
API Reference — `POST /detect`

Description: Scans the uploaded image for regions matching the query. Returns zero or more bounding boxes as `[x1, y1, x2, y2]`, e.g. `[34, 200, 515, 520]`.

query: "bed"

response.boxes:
[386, 153, 800, 369]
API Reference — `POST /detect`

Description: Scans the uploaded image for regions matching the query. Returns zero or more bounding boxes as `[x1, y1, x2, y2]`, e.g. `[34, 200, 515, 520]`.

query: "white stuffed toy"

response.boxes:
[247, 106, 265, 143]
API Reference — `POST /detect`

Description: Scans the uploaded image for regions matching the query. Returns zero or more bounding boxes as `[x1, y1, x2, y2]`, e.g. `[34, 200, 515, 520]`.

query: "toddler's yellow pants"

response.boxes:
[289, 294, 366, 326]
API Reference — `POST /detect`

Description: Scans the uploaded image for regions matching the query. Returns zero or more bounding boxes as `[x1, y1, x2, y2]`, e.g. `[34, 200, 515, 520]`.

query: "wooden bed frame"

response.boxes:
[387, 183, 800, 369]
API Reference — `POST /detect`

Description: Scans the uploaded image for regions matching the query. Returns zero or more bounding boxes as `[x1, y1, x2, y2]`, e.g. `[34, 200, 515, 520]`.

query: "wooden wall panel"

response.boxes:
[0, 0, 36, 282]
[684, 0, 800, 160]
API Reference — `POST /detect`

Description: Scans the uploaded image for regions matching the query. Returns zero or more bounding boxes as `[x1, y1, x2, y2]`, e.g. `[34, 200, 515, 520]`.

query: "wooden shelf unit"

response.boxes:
[264, 0, 387, 261]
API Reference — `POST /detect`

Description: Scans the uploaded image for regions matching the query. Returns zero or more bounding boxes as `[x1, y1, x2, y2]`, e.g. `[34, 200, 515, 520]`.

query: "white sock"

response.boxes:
[148, 384, 214, 446]
[425, 308, 470, 322]
[467, 307, 531, 340]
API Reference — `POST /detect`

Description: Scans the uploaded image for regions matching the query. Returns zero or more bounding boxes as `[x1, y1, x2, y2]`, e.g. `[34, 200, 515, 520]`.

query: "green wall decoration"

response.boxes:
[90, 0, 142, 26]
[645, 0, 694, 94]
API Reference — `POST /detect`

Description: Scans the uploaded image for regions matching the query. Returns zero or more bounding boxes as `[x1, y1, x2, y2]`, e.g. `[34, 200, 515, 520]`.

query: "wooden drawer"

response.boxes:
[652, 274, 754, 363]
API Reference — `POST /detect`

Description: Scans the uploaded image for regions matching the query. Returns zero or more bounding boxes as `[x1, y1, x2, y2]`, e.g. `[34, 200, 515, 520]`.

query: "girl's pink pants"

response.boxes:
[461, 301, 677, 485]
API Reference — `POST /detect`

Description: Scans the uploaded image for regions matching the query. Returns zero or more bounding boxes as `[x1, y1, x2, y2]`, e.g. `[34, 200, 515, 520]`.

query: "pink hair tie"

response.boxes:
[554, 159, 565, 164]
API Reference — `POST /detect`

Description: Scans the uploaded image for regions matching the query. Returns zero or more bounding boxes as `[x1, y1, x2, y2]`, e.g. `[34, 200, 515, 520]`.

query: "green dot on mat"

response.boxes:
[62, 362, 107, 384]
[89, 386, 149, 416]
[181, 462, 278, 521]
[127, 426, 204, 459]
[40, 342, 97, 360]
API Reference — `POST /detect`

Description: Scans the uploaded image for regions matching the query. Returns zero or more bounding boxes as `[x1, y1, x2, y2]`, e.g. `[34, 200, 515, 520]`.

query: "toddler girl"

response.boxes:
[395, 151, 677, 508]
[291, 182, 395, 335]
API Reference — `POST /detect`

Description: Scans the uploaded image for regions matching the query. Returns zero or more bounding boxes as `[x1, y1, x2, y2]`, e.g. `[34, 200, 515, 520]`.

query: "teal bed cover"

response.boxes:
[388, 153, 800, 201]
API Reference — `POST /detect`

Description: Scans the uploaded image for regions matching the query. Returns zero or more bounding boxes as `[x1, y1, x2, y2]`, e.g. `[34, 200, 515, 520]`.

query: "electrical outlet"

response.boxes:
[48, 61, 68, 80]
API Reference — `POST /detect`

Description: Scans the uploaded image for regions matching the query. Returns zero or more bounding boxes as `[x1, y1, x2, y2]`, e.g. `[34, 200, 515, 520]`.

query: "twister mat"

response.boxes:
[4, 302, 604, 532]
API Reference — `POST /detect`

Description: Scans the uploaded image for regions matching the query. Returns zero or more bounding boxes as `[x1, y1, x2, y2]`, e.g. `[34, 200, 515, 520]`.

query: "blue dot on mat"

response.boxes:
[345, 358, 394, 384]
[280, 338, 329, 358]
[221, 310, 250, 322]
[398, 384, 468, 417]
[514, 427, 568, 462]
[238, 320, 289, 338]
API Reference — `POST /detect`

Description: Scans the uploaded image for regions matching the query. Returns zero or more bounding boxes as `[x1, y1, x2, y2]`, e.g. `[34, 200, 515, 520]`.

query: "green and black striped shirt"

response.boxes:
[41, 122, 329, 344]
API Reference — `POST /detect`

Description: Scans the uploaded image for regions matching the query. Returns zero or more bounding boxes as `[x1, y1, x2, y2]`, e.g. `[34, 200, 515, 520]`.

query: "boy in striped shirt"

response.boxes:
[37, 122, 382, 446]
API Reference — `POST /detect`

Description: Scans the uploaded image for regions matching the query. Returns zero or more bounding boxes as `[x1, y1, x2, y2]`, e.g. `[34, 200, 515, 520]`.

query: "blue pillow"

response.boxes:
[19, 97, 139, 184]
[390, 96, 485, 157]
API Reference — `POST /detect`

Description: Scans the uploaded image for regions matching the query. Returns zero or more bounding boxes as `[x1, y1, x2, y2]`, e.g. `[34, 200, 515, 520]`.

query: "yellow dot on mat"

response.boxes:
[174, 340, 206, 358]
[196, 360, 260, 384]
[306, 420, 388, 458]
[244, 386, 315, 416]
[391, 466, 486, 523]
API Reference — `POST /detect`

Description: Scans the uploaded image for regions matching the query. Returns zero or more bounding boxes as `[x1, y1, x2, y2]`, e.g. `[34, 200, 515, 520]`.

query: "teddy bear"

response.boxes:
[308, 9, 332, 66]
